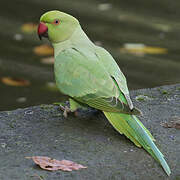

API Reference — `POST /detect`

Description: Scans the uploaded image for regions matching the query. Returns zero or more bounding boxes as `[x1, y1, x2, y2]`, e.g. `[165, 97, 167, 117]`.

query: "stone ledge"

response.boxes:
[0, 84, 180, 180]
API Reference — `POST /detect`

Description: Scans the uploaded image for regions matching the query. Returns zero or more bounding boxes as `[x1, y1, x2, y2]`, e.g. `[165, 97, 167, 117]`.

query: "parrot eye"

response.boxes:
[53, 19, 60, 25]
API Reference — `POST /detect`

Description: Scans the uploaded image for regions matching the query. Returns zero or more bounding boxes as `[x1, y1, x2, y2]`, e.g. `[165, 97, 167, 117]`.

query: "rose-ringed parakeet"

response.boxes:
[37, 10, 171, 175]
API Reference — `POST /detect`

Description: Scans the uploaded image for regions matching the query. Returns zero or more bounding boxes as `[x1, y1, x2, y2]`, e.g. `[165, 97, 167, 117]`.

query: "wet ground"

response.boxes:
[0, 0, 180, 110]
[0, 84, 179, 180]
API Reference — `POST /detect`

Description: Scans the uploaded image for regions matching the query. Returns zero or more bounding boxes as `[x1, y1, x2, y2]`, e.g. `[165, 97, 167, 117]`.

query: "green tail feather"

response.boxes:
[103, 111, 171, 176]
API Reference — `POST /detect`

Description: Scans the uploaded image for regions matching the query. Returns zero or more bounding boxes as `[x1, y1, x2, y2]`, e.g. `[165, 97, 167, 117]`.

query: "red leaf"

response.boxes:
[26, 156, 87, 171]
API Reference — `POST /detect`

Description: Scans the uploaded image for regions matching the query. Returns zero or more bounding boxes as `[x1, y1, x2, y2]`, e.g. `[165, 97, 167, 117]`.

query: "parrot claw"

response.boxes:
[59, 105, 78, 118]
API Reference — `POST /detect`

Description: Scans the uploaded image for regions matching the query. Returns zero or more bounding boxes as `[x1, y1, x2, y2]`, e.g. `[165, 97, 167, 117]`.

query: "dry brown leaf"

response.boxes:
[161, 117, 180, 129]
[1, 77, 30, 87]
[26, 156, 87, 171]
[33, 45, 54, 56]
[21, 23, 38, 33]
[41, 57, 54, 64]
[120, 43, 168, 56]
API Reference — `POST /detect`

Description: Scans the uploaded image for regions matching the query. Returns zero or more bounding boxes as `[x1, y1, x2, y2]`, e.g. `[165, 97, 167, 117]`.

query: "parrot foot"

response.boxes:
[59, 105, 78, 118]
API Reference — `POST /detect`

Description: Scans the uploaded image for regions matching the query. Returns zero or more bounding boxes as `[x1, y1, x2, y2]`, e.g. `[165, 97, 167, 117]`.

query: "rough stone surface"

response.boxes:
[0, 84, 180, 180]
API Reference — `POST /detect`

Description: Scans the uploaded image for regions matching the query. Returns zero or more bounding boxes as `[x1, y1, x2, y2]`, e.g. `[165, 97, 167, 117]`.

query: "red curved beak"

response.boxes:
[37, 22, 48, 40]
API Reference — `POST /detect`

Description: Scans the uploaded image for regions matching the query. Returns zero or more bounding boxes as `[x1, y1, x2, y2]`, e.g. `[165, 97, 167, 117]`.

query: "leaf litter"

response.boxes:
[26, 156, 87, 171]
[0, 77, 30, 87]
[33, 44, 54, 56]
[41, 57, 54, 64]
[120, 43, 168, 56]
[161, 117, 180, 129]
[21, 23, 38, 33]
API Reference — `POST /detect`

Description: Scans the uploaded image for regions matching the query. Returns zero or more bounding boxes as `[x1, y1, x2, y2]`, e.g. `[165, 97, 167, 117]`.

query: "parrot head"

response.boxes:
[38, 10, 79, 43]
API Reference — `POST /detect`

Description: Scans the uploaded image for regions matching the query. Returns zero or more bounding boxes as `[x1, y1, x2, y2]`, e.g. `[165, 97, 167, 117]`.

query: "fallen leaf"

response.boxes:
[152, 23, 172, 32]
[46, 82, 58, 91]
[21, 23, 38, 33]
[41, 57, 54, 64]
[98, 3, 112, 11]
[120, 43, 168, 56]
[161, 117, 180, 129]
[16, 97, 27, 103]
[94, 41, 103, 46]
[33, 45, 54, 56]
[1, 77, 30, 87]
[26, 156, 87, 171]
[14, 34, 23, 41]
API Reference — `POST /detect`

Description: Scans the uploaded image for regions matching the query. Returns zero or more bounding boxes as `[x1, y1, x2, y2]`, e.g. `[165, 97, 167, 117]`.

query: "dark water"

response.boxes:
[0, 0, 180, 111]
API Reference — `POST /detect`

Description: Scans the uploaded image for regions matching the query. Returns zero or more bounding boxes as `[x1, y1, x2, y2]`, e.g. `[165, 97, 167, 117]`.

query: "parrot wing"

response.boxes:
[55, 47, 140, 115]
[95, 46, 134, 109]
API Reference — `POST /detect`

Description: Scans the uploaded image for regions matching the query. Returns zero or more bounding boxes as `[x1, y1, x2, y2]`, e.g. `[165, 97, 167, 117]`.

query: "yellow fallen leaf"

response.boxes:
[41, 57, 54, 64]
[33, 44, 54, 56]
[120, 43, 168, 55]
[21, 23, 38, 33]
[1, 77, 30, 87]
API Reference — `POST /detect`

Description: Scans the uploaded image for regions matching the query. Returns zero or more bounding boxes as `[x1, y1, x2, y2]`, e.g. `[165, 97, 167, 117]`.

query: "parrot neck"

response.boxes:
[52, 26, 95, 58]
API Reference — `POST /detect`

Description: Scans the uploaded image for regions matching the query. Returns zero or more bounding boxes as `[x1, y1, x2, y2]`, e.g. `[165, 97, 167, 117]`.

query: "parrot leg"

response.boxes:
[58, 98, 95, 117]
[59, 105, 77, 118]
[54, 101, 74, 117]
[59, 98, 84, 117]
[69, 98, 86, 111]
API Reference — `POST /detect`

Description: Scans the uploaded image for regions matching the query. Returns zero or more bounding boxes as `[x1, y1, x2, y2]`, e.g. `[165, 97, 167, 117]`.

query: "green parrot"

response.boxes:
[38, 10, 171, 175]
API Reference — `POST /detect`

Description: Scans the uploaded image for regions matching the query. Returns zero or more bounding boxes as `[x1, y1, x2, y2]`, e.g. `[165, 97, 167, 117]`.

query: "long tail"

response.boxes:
[103, 111, 171, 176]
